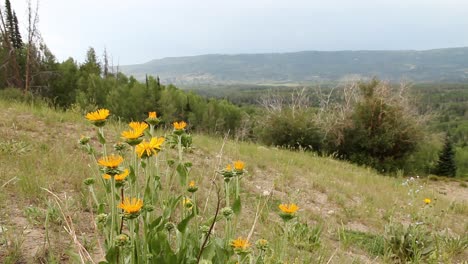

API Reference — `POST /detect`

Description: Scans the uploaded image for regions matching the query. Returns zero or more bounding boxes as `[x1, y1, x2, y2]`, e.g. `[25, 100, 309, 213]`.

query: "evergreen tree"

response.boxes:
[4, 0, 21, 49]
[80, 47, 101, 76]
[12, 12, 22, 49]
[434, 136, 457, 177]
[4, 0, 14, 36]
[102, 48, 109, 77]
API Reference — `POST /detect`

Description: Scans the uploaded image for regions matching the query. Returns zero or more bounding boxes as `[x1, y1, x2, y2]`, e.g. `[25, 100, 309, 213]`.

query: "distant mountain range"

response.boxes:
[120, 47, 468, 85]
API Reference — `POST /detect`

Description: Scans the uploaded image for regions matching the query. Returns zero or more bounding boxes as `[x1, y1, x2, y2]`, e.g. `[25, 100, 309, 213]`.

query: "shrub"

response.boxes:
[433, 136, 457, 177]
[384, 222, 435, 263]
[325, 80, 425, 172]
[258, 108, 323, 151]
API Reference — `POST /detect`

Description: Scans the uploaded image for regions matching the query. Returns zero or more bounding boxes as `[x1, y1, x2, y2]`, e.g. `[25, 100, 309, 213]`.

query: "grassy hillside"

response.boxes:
[120, 47, 468, 85]
[0, 99, 467, 263]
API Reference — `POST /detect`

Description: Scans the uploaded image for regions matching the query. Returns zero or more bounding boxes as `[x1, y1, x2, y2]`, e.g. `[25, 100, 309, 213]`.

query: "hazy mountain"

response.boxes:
[120, 47, 468, 85]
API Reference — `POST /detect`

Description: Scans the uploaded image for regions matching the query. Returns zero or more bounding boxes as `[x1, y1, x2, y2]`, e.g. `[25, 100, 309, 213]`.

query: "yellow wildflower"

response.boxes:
[121, 129, 144, 140]
[230, 237, 250, 254]
[424, 198, 431, 205]
[148, 112, 157, 118]
[279, 203, 299, 221]
[98, 155, 124, 168]
[183, 197, 193, 209]
[146, 111, 161, 126]
[173, 121, 187, 130]
[128, 122, 148, 132]
[279, 203, 299, 214]
[86, 109, 110, 127]
[118, 197, 143, 214]
[187, 180, 198, 192]
[136, 137, 165, 158]
[86, 108, 110, 121]
[103, 169, 129, 181]
[225, 164, 232, 171]
[234, 160, 245, 172]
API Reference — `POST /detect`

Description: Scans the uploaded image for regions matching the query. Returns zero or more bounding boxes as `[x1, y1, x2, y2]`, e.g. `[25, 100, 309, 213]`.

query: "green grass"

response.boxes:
[0, 98, 467, 263]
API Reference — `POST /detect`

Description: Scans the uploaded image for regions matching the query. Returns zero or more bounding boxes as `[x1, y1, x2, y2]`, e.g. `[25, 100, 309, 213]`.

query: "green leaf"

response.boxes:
[176, 163, 188, 186]
[177, 212, 194, 233]
[140, 160, 147, 169]
[97, 130, 106, 144]
[233, 197, 242, 215]
[167, 159, 175, 166]
[129, 165, 136, 183]
[105, 246, 117, 262]
[98, 203, 106, 214]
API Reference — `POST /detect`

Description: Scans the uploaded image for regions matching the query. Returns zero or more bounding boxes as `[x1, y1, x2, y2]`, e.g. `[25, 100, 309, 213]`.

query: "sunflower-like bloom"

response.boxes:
[121, 122, 148, 146]
[118, 197, 143, 215]
[86, 109, 110, 127]
[187, 180, 198, 193]
[103, 168, 129, 181]
[121, 129, 144, 140]
[148, 112, 157, 119]
[129, 122, 149, 132]
[146, 112, 161, 126]
[230, 237, 250, 254]
[136, 137, 165, 158]
[234, 160, 245, 174]
[98, 155, 124, 168]
[173, 121, 187, 130]
[424, 198, 431, 205]
[279, 203, 299, 221]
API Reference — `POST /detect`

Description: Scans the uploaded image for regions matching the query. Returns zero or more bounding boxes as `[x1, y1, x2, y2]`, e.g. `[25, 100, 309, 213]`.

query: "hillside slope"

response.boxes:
[120, 47, 468, 84]
[0, 99, 466, 263]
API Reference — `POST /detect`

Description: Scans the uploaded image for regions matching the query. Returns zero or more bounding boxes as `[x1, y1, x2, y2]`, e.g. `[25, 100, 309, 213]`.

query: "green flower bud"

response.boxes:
[83, 177, 95, 186]
[115, 234, 131, 247]
[221, 207, 234, 220]
[255, 239, 269, 251]
[165, 222, 175, 232]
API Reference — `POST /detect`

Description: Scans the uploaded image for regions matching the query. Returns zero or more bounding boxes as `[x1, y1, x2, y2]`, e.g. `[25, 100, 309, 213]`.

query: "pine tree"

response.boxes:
[4, 0, 14, 34]
[12, 11, 22, 49]
[434, 137, 457, 177]
[102, 48, 109, 77]
[81, 47, 101, 75]
[4, 0, 18, 48]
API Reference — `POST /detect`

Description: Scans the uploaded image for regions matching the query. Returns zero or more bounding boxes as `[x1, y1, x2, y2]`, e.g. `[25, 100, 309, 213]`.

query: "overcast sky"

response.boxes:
[10, 0, 468, 65]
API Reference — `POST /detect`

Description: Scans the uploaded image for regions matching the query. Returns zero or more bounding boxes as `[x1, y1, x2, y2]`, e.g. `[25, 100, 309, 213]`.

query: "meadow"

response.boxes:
[0, 98, 467, 263]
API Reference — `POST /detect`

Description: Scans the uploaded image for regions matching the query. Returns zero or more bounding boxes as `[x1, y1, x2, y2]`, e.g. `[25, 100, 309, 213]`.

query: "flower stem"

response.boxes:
[110, 178, 117, 245]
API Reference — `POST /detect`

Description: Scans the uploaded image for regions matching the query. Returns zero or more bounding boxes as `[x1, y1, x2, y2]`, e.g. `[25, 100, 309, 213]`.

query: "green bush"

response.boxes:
[258, 109, 323, 151]
[327, 80, 425, 173]
[384, 223, 435, 263]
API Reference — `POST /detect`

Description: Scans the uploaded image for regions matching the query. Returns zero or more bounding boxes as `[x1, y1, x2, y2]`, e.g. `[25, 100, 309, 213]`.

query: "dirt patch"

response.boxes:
[427, 180, 468, 202]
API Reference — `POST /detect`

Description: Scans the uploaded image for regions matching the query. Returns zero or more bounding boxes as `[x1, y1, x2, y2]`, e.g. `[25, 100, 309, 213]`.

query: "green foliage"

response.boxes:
[258, 108, 322, 151]
[338, 229, 385, 256]
[289, 222, 322, 251]
[46, 58, 79, 108]
[433, 137, 457, 177]
[384, 223, 435, 263]
[329, 80, 424, 172]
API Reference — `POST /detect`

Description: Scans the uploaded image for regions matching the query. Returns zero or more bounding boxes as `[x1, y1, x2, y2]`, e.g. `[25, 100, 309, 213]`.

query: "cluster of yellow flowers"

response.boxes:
[86, 108, 300, 263]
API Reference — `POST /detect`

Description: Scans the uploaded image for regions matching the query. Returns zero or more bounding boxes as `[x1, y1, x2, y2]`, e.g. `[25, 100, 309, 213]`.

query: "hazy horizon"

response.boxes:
[11, 0, 468, 65]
